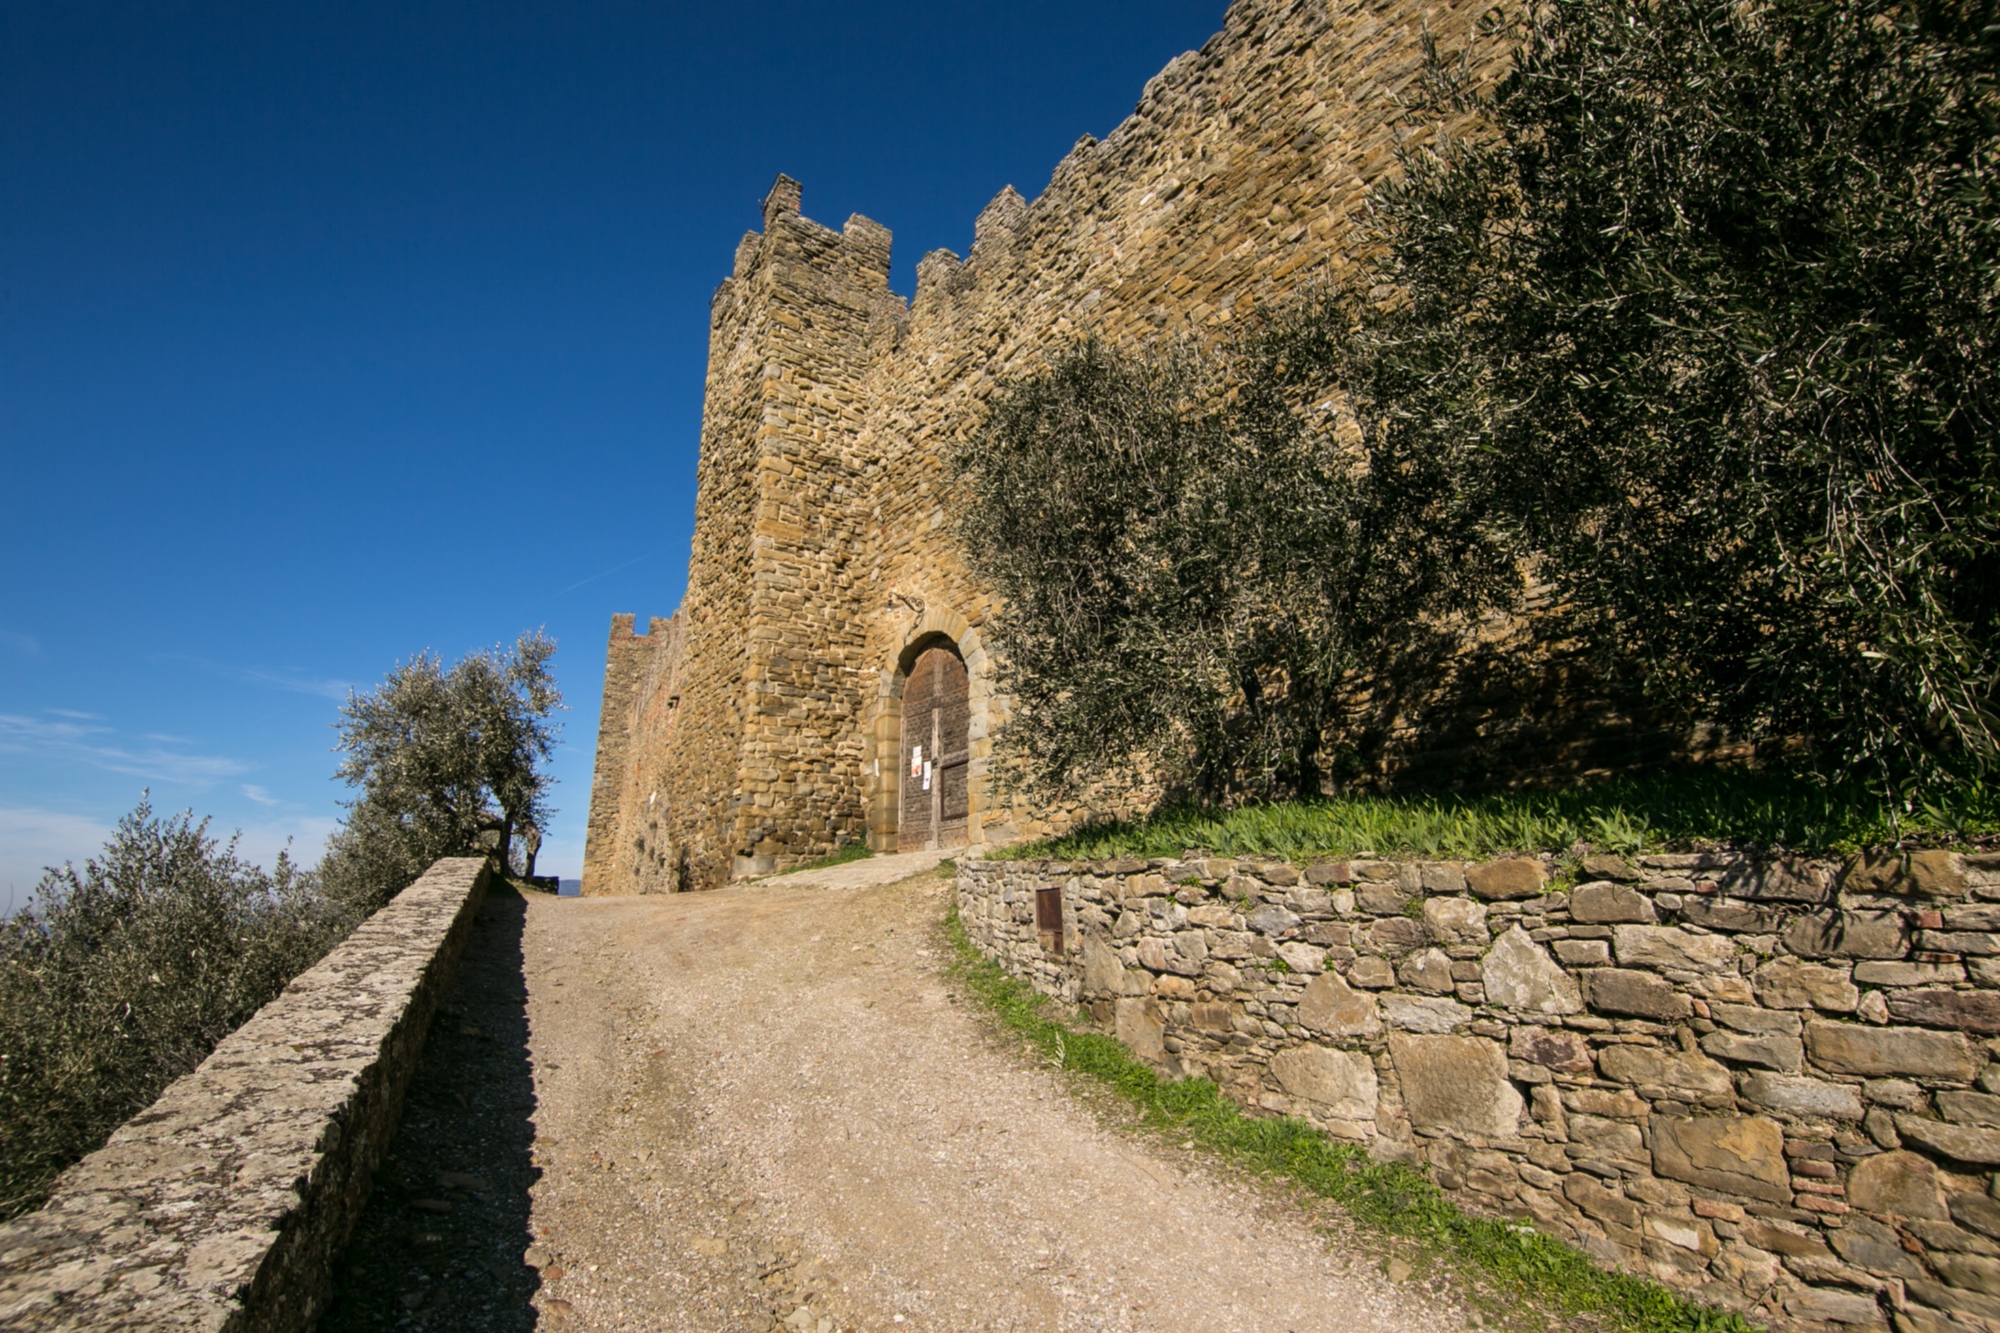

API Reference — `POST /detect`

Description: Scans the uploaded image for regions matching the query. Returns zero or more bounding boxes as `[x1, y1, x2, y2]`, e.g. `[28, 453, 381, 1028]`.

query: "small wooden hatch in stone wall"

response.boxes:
[898, 644, 969, 851]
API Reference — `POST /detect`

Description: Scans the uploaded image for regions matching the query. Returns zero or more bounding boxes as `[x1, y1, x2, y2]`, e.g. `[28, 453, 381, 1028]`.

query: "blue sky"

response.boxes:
[0, 0, 1228, 897]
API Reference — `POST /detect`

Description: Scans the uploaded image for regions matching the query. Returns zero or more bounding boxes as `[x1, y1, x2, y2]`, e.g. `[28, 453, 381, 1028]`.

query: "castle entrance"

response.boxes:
[898, 643, 968, 851]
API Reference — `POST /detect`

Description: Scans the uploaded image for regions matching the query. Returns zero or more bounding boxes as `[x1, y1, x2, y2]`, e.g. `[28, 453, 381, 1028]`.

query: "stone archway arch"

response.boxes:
[865, 608, 995, 852]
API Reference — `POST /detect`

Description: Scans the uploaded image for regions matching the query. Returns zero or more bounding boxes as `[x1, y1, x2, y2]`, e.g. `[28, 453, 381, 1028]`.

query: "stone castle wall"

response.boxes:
[960, 848, 2000, 1330]
[587, 0, 1512, 892]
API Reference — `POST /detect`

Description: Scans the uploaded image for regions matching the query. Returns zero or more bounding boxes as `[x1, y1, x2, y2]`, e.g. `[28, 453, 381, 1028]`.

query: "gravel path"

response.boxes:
[333, 864, 1472, 1332]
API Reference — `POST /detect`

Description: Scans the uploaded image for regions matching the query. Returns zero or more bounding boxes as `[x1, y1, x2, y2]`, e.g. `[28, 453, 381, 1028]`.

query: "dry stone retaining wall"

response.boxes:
[0, 857, 492, 1332]
[960, 848, 2000, 1331]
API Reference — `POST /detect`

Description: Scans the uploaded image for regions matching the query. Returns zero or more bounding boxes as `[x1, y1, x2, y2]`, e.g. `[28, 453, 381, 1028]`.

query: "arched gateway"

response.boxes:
[898, 643, 970, 850]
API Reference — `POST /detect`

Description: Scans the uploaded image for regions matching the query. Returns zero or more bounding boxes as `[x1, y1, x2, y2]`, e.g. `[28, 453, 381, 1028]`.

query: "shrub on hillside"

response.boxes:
[0, 799, 346, 1218]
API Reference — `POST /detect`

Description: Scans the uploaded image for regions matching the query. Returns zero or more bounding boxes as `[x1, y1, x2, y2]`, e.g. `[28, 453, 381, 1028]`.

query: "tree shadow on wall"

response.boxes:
[1339, 611, 1686, 795]
[319, 882, 542, 1331]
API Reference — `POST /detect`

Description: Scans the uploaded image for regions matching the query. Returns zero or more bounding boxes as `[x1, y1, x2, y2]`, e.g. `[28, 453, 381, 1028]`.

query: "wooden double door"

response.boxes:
[898, 645, 969, 851]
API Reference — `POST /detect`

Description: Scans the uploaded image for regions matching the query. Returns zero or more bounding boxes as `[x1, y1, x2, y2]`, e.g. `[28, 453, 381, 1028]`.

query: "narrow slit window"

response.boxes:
[1035, 885, 1064, 955]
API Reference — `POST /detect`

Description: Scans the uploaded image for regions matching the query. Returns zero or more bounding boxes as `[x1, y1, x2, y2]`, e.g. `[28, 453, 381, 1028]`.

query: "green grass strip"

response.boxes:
[943, 903, 1758, 1333]
[995, 767, 2000, 863]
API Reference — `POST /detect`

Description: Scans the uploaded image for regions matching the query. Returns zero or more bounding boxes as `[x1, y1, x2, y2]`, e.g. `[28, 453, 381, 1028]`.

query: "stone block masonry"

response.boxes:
[0, 857, 492, 1332]
[586, 0, 1520, 892]
[961, 848, 2000, 1330]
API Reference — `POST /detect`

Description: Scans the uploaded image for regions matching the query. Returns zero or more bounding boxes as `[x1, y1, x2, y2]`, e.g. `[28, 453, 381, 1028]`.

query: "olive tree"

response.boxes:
[1335, 0, 2000, 789]
[321, 629, 562, 912]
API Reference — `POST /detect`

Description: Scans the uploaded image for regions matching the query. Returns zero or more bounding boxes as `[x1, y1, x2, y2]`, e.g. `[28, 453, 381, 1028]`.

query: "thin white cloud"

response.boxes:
[155, 653, 353, 702]
[0, 807, 342, 910]
[0, 807, 113, 906]
[0, 713, 252, 786]
[0, 630, 41, 657]
[44, 708, 100, 721]
[240, 784, 281, 807]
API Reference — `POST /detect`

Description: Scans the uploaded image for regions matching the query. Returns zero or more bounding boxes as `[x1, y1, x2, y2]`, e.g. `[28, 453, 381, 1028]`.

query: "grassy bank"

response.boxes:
[996, 769, 2000, 864]
[942, 901, 1755, 1333]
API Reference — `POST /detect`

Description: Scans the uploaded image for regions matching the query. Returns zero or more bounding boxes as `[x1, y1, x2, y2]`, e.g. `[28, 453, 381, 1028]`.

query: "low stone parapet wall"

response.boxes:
[960, 847, 2000, 1330]
[0, 856, 493, 1332]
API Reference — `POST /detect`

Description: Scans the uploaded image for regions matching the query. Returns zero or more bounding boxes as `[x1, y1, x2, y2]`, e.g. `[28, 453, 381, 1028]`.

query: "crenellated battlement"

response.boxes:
[592, 0, 1508, 890]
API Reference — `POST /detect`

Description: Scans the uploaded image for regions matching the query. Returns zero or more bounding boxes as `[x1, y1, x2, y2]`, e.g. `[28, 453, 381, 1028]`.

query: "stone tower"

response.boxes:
[586, 0, 1497, 892]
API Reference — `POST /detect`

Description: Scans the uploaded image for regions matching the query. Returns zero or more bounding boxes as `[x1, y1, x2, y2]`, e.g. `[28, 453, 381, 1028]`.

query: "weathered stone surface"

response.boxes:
[1275, 940, 1326, 974]
[1598, 1044, 1734, 1098]
[1082, 939, 1130, 996]
[1952, 1190, 2000, 1238]
[1853, 960, 1965, 987]
[1650, 1114, 1790, 1202]
[1554, 938, 1610, 966]
[1786, 1287, 1884, 1325]
[1805, 1022, 1977, 1079]
[1583, 968, 1692, 1020]
[1346, 956, 1396, 989]
[1739, 1073, 1864, 1120]
[1509, 1025, 1595, 1072]
[1908, 1279, 2000, 1324]
[1570, 1113, 1645, 1158]
[1612, 925, 1736, 972]
[1846, 1149, 1947, 1219]
[1830, 1215, 1926, 1279]
[1932, 1252, 2000, 1296]
[1355, 882, 1413, 915]
[1369, 917, 1425, 950]
[1894, 1114, 2000, 1165]
[1271, 1046, 1379, 1120]
[1843, 849, 1966, 899]
[1569, 881, 1656, 924]
[1482, 926, 1582, 1015]
[1389, 1034, 1524, 1138]
[1938, 1091, 2000, 1127]
[1297, 970, 1382, 1038]
[1709, 1003, 1801, 1035]
[1465, 858, 1546, 900]
[1580, 854, 1641, 883]
[1677, 897, 1780, 934]
[1754, 958, 1861, 1011]
[1716, 858, 1831, 904]
[1781, 909, 1909, 960]
[1115, 997, 1167, 1064]
[1423, 896, 1489, 946]
[1699, 1029, 1803, 1072]
[0, 858, 490, 1333]
[1380, 994, 1472, 1033]
[1565, 1174, 1643, 1228]
[1245, 904, 1300, 936]
[1887, 988, 2000, 1034]
[1399, 947, 1457, 993]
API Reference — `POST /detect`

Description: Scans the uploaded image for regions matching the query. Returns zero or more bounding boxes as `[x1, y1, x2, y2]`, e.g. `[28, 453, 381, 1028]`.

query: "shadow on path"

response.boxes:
[320, 881, 542, 1331]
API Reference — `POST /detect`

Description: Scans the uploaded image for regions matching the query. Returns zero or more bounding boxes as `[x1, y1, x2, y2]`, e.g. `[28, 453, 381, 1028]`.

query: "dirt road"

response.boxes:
[329, 858, 1470, 1332]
